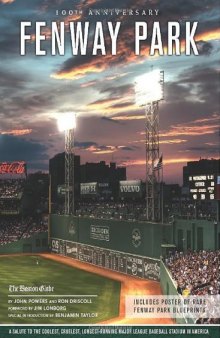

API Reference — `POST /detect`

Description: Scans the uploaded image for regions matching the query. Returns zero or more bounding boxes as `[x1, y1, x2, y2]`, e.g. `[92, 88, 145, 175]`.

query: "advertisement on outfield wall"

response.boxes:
[90, 225, 110, 242]
[65, 241, 78, 258]
[51, 239, 60, 254]
[51, 238, 160, 282]
[80, 182, 98, 196]
[119, 180, 142, 198]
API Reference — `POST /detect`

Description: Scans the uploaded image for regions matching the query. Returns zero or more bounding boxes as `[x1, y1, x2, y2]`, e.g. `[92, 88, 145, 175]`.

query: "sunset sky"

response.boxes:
[0, 0, 219, 184]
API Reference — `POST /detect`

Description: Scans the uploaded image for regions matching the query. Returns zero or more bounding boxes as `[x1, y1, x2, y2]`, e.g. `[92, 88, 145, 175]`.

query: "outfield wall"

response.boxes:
[50, 215, 220, 258]
[49, 215, 172, 281]
[51, 237, 160, 281]
[50, 215, 172, 259]
[49, 215, 219, 282]
[0, 232, 48, 254]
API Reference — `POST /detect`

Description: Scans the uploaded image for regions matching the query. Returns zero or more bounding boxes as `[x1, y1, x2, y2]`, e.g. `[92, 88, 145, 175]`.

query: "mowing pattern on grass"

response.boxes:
[0, 255, 120, 324]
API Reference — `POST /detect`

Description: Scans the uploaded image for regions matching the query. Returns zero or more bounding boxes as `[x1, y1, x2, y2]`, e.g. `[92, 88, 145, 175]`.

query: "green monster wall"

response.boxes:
[50, 215, 172, 258]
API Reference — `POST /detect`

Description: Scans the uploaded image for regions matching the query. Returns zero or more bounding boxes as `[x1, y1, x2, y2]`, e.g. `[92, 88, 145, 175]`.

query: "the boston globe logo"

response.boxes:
[132, 228, 142, 248]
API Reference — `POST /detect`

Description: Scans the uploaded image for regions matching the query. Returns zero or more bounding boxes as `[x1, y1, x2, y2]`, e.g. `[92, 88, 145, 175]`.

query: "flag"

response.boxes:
[154, 154, 163, 170]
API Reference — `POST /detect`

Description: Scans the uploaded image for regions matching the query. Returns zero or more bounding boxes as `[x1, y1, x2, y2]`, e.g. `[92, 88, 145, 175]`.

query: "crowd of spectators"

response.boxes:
[53, 199, 217, 223]
[54, 201, 147, 221]
[76, 201, 147, 221]
[0, 177, 48, 246]
[22, 219, 48, 239]
[177, 201, 216, 221]
[0, 199, 21, 214]
[0, 217, 48, 245]
[0, 218, 30, 245]
[0, 179, 24, 215]
[165, 250, 220, 324]
[0, 179, 24, 199]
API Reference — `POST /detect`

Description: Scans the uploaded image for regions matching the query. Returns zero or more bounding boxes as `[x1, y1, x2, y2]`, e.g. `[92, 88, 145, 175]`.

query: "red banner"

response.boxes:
[0, 162, 26, 175]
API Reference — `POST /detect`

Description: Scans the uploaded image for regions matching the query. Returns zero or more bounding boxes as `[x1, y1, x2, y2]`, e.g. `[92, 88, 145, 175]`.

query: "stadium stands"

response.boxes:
[76, 202, 147, 221]
[0, 179, 24, 215]
[0, 217, 48, 245]
[0, 176, 48, 245]
[0, 179, 24, 199]
[165, 250, 220, 324]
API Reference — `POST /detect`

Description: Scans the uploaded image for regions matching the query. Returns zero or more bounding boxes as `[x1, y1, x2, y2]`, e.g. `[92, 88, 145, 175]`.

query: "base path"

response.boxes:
[40, 253, 173, 325]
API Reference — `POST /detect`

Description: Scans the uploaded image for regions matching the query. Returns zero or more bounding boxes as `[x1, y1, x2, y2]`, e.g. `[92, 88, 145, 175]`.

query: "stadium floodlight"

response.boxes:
[135, 69, 164, 106]
[135, 69, 164, 222]
[57, 112, 76, 132]
[57, 112, 77, 216]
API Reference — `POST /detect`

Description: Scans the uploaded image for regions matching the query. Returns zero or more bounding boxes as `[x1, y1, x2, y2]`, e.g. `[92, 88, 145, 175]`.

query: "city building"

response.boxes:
[49, 153, 126, 201]
[81, 161, 126, 183]
[49, 153, 80, 201]
[183, 158, 220, 187]
[183, 158, 220, 221]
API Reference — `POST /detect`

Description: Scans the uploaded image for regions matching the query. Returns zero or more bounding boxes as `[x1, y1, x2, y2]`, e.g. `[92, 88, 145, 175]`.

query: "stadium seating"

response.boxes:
[165, 250, 220, 324]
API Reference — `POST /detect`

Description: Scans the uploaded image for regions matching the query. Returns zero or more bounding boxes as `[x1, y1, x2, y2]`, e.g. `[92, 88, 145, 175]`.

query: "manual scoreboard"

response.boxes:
[51, 239, 160, 281]
[189, 174, 216, 200]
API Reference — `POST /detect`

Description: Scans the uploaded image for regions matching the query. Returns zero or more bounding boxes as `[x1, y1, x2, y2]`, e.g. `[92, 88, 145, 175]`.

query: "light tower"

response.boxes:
[57, 112, 76, 215]
[135, 69, 164, 222]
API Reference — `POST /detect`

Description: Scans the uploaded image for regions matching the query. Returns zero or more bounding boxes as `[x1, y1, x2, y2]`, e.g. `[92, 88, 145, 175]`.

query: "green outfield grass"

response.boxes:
[0, 255, 120, 324]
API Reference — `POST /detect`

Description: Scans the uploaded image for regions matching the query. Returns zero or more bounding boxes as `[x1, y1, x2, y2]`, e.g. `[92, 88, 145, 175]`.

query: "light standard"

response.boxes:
[135, 69, 164, 222]
[57, 112, 76, 215]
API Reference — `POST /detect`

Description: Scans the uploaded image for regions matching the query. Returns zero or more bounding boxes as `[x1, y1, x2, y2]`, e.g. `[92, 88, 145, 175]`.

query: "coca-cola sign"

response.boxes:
[0, 162, 26, 175]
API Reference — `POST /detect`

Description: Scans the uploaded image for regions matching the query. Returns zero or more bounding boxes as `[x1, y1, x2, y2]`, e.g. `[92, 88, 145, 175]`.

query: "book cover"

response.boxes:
[0, 0, 219, 337]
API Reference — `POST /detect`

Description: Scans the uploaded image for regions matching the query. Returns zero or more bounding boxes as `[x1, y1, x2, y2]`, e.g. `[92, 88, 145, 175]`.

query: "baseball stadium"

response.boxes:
[0, 71, 220, 326]
[1, 65, 220, 327]
[1, 1, 220, 337]
[0, 153, 220, 326]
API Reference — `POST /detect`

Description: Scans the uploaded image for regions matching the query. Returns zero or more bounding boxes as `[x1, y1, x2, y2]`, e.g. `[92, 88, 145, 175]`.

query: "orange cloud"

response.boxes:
[161, 28, 220, 55]
[111, 115, 145, 121]
[205, 142, 218, 146]
[0, 129, 32, 136]
[105, 72, 131, 81]
[51, 62, 106, 80]
[190, 114, 219, 124]
[77, 0, 101, 7]
[131, 139, 187, 145]
[86, 96, 138, 115]
[80, 80, 97, 88]
[160, 124, 218, 137]
[82, 144, 135, 155]
[142, 115, 220, 138]
[50, 18, 220, 80]
[51, 22, 144, 80]
[122, 157, 217, 167]
[88, 97, 120, 108]
[0, 0, 14, 3]
[92, 149, 115, 154]
[85, 145, 116, 154]
[196, 28, 220, 42]
[160, 139, 187, 144]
